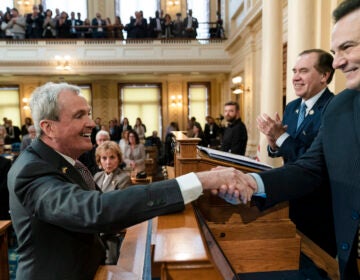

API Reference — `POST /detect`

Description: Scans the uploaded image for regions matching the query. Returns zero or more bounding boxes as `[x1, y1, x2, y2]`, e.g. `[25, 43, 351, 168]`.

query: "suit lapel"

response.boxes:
[31, 139, 93, 190]
[295, 89, 333, 137]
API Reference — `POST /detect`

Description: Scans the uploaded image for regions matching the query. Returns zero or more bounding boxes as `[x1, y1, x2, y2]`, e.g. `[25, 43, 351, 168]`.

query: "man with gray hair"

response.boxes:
[8, 82, 251, 279]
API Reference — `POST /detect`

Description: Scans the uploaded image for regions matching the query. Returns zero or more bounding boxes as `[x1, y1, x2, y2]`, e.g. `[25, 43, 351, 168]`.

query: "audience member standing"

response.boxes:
[113, 16, 124, 39]
[56, 11, 71, 38]
[192, 122, 207, 147]
[221, 101, 248, 155]
[120, 117, 132, 132]
[42, 9, 56, 38]
[183, 9, 198, 38]
[149, 10, 163, 38]
[162, 14, 173, 38]
[26, 5, 44, 39]
[204, 115, 220, 148]
[6, 119, 21, 143]
[91, 12, 106, 38]
[21, 117, 33, 136]
[173, 13, 184, 38]
[134, 117, 146, 142]
[6, 8, 26, 39]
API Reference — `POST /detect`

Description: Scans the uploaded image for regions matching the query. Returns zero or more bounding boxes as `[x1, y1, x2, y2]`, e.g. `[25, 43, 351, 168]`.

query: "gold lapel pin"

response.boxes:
[61, 167, 68, 174]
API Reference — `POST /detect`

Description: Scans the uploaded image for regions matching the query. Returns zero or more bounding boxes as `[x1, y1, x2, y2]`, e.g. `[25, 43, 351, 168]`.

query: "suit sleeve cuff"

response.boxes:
[176, 172, 203, 204]
[276, 132, 290, 147]
[249, 173, 266, 198]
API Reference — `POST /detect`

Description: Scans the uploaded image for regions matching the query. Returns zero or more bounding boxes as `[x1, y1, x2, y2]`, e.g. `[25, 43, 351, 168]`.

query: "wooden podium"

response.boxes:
[170, 131, 300, 274]
[94, 132, 339, 279]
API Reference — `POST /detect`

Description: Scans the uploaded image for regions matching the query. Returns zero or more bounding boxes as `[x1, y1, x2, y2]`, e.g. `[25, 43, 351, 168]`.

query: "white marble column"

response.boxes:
[286, 0, 316, 102]
[258, 0, 283, 166]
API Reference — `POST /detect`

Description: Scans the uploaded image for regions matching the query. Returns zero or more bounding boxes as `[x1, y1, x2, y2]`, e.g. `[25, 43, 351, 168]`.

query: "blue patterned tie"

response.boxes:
[297, 103, 307, 130]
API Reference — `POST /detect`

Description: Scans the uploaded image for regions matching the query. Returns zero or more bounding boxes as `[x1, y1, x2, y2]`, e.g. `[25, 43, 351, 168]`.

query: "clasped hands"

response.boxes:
[197, 167, 258, 205]
[257, 113, 287, 150]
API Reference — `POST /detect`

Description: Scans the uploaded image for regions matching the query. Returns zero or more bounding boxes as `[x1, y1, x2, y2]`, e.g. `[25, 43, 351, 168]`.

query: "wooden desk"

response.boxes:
[0, 220, 12, 280]
[94, 221, 151, 280]
[152, 204, 223, 280]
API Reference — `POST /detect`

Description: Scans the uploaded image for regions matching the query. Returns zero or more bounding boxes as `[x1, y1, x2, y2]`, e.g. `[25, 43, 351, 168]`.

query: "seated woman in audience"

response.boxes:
[94, 140, 131, 265]
[122, 130, 145, 175]
[78, 130, 110, 175]
[94, 140, 131, 192]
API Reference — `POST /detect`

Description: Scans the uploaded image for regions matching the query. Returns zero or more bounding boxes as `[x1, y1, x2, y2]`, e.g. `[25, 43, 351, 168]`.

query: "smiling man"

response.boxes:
[7, 82, 251, 279]
[223, 1, 360, 278]
[257, 49, 336, 257]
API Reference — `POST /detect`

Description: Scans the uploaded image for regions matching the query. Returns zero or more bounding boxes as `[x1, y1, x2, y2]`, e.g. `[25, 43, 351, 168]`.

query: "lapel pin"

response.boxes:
[295, 109, 299, 114]
[309, 110, 314, 115]
[61, 167, 68, 174]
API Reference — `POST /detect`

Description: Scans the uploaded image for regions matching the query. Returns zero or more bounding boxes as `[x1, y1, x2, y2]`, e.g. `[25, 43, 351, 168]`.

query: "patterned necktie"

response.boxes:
[297, 103, 307, 130]
[74, 160, 96, 190]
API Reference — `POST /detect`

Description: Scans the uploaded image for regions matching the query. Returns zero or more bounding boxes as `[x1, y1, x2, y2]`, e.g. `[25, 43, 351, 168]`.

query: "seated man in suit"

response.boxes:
[257, 49, 336, 256]
[7, 82, 248, 280]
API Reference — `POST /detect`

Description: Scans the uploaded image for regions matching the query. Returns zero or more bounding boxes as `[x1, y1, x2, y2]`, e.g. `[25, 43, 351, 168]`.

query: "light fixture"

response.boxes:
[22, 97, 30, 110]
[231, 75, 250, 94]
[55, 55, 72, 71]
[17, 0, 30, 5]
[168, 0, 180, 6]
[171, 94, 182, 107]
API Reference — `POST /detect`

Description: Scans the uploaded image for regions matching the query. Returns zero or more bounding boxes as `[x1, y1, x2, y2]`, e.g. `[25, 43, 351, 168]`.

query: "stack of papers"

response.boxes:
[197, 146, 272, 171]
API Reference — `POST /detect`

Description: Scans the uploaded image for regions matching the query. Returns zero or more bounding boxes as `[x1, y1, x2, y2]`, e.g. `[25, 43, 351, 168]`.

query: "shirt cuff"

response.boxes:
[175, 172, 203, 204]
[276, 132, 290, 147]
[249, 173, 266, 198]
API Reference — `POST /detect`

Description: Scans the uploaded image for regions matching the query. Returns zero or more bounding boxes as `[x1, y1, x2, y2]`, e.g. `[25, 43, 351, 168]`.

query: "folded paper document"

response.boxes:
[197, 146, 272, 171]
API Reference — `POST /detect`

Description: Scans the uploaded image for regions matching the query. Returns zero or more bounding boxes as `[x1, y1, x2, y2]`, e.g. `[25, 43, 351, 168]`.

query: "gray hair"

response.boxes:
[30, 82, 81, 137]
[96, 130, 110, 141]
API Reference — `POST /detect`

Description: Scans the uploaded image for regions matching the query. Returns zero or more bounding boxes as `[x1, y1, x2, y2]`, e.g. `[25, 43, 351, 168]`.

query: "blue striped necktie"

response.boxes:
[297, 103, 307, 130]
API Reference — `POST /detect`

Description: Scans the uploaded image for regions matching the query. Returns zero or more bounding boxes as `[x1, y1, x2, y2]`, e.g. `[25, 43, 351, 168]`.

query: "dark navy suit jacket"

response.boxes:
[257, 89, 360, 279]
[268, 88, 334, 163]
[267, 88, 337, 257]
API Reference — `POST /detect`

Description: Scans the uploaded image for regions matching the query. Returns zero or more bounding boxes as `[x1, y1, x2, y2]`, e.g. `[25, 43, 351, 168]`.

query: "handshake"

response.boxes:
[196, 166, 259, 204]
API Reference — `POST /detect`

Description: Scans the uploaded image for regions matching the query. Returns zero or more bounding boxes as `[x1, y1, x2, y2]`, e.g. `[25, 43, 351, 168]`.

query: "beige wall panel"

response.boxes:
[91, 81, 119, 128]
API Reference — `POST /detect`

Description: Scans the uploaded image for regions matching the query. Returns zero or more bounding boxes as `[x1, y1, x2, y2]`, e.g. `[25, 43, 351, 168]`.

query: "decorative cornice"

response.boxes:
[0, 39, 231, 75]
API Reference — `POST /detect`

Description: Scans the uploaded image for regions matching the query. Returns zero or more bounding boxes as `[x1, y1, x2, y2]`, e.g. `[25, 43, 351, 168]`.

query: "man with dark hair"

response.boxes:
[224, 1, 360, 278]
[257, 49, 336, 256]
[221, 101, 248, 155]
